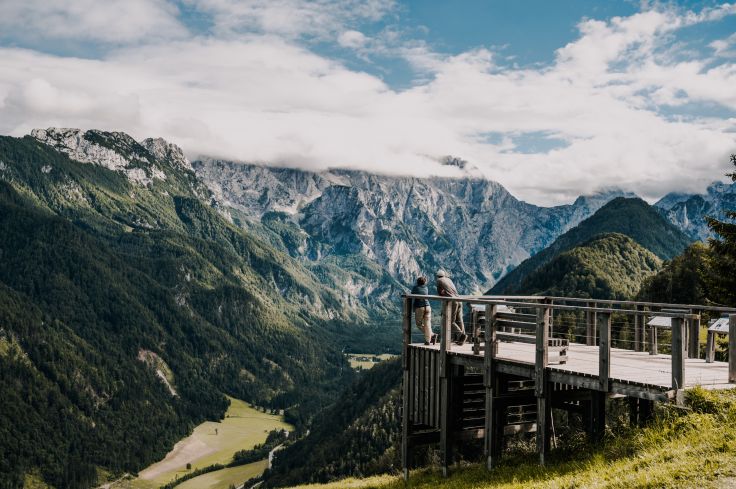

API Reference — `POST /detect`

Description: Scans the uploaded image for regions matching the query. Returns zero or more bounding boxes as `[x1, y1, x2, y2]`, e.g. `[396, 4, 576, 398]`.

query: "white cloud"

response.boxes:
[185, 0, 396, 39]
[338, 30, 368, 49]
[0, 0, 186, 43]
[0, 3, 735, 205]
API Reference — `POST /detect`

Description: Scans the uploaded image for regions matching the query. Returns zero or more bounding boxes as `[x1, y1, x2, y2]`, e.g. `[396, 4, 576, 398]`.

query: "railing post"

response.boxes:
[599, 313, 611, 392]
[649, 308, 658, 355]
[439, 300, 453, 477]
[586, 302, 597, 346]
[483, 304, 498, 470]
[671, 317, 685, 391]
[535, 304, 550, 465]
[729, 315, 736, 384]
[634, 305, 642, 352]
[688, 311, 700, 359]
[706, 330, 716, 363]
[401, 296, 412, 481]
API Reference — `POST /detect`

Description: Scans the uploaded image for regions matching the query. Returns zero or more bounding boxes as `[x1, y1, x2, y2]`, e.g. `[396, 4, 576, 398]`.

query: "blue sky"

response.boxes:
[0, 0, 735, 204]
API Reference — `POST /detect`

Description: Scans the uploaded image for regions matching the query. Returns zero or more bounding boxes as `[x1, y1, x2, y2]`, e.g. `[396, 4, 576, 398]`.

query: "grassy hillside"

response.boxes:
[0, 133, 366, 488]
[290, 387, 736, 489]
[490, 197, 692, 295]
[518, 233, 662, 300]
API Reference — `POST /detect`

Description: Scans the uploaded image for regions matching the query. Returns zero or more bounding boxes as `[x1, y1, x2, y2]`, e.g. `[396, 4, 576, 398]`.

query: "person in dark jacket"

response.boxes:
[435, 269, 467, 345]
[411, 276, 436, 345]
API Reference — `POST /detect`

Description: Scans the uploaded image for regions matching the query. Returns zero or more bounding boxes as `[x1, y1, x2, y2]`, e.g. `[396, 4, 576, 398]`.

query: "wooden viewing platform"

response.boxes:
[400, 294, 736, 480]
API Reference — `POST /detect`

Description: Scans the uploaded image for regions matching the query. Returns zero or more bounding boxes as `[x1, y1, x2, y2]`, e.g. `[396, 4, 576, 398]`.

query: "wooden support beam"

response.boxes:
[628, 397, 639, 427]
[729, 315, 736, 384]
[639, 399, 654, 425]
[688, 313, 700, 359]
[439, 301, 453, 477]
[590, 391, 606, 443]
[483, 305, 497, 470]
[535, 306, 550, 396]
[599, 313, 611, 392]
[671, 317, 685, 391]
[535, 305, 550, 465]
[706, 330, 716, 364]
[536, 382, 551, 465]
[401, 297, 412, 481]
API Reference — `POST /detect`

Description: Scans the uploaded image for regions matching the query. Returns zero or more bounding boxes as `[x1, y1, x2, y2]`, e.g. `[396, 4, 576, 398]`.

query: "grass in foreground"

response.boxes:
[293, 387, 736, 489]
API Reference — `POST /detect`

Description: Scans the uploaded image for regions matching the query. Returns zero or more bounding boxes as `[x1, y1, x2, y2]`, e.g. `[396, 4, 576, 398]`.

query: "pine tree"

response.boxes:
[705, 154, 736, 306]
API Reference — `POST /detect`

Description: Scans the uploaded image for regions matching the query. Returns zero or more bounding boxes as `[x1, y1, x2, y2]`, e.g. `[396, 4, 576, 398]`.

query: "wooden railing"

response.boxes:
[404, 294, 736, 388]
[400, 293, 736, 477]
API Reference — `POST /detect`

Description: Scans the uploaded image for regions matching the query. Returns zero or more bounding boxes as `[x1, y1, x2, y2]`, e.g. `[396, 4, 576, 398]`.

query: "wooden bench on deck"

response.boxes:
[470, 304, 568, 364]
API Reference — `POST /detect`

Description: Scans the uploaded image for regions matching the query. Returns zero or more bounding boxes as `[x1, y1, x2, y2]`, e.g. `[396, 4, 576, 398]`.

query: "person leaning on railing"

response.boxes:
[411, 276, 437, 345]
[435, 269, 468, 345]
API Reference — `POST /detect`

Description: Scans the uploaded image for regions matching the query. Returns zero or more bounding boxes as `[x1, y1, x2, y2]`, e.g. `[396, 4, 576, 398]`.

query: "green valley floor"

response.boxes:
[103, 397, 291, 489]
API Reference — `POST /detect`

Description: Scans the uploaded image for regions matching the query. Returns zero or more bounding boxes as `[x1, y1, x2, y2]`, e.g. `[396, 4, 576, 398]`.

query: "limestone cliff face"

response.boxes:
[655, 182, 736, 241]
[193, 159, 629, 294]
[31, 128, 170, 186]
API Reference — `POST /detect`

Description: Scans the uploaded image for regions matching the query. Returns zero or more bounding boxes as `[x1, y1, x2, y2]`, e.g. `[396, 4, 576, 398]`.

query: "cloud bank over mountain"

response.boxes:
[0, 0, 735, 204]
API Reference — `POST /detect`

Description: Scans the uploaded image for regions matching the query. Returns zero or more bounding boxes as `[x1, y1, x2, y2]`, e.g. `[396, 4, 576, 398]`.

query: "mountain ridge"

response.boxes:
[655, 181, 736, 241]
[193, 158, 634, 296]
[490, 197, 692, 295]
[516, 232, 662, 300]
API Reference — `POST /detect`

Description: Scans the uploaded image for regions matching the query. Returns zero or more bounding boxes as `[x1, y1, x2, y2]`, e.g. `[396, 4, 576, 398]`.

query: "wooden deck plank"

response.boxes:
[409, 341, 734, 391]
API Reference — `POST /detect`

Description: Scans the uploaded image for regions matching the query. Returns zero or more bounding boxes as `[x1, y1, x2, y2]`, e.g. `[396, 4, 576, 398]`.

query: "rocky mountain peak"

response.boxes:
[655, 180, 736, 241]
[439, 155, 484, 179]
[141, 137, 192, 171]
[31, 127, 167, 186]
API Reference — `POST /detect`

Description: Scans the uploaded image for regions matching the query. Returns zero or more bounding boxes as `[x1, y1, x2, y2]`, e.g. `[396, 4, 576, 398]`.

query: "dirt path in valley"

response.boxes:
[137, 436, 217, 481]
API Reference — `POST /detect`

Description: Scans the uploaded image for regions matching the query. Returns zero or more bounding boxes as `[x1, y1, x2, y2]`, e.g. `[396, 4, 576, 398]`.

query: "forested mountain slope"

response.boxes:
[263, 359, 402, 487]
[516, 233, 662, 299]
[0, 131, 366, 488]
[490, 197, 692, 295]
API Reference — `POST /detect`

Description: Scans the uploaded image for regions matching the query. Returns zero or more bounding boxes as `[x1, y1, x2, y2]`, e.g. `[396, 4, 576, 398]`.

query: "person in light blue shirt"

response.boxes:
[411, 276, 436, 345]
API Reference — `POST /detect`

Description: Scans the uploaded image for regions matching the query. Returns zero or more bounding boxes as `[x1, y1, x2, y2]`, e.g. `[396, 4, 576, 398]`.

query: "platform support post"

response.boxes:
[628, 397, 639, 427]
[671, 317, 685, 391]
[483, 305, 498, 470]
[535, 304, 550, 465]
[401, 297, 412, 481]
[599, 313, 611, 392]
[590, 391, 606, 443]
[439, 301, 453, 477]
[729, 315, 736, 384]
